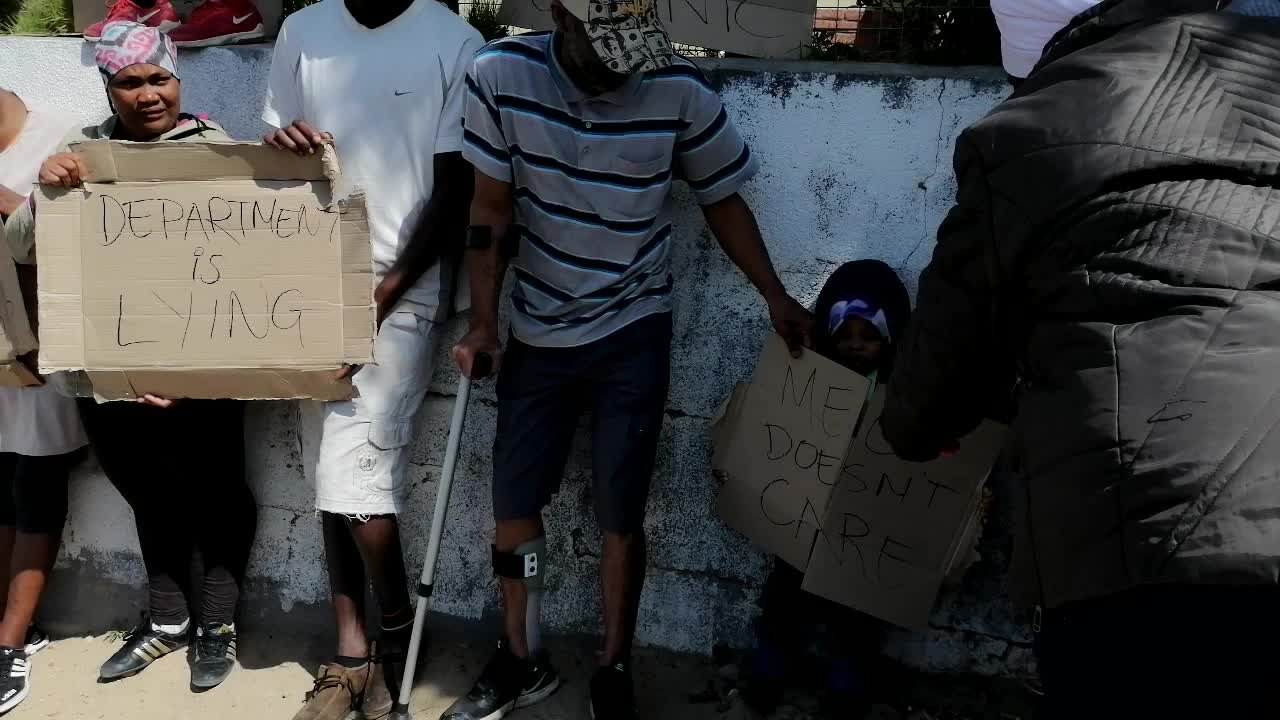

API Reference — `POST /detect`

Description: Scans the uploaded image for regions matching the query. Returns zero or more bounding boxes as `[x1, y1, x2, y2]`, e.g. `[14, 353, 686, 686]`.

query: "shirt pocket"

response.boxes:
[596, 154, 673, 218]
[607, 152, 671, 177]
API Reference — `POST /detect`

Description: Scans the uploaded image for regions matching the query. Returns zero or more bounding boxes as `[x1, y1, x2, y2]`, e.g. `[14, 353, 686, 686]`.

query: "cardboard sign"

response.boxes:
[34, 140, 374, 401]
[0, 231, 40, 388]
[714, 335, 871, 569]
[714, 335, 1007, 628]
[801, 389, 1006, 628]
[498, 0, 817, 59]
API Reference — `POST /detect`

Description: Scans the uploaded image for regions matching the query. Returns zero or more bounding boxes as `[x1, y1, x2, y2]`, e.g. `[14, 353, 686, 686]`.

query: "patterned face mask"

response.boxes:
[562, 0, 675, 74]
[94, 21, 180, 83]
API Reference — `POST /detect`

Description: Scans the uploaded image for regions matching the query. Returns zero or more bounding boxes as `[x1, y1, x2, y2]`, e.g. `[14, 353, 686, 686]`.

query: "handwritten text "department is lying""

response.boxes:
[96, 192, 343, 353]
[98, 195, 341, 246]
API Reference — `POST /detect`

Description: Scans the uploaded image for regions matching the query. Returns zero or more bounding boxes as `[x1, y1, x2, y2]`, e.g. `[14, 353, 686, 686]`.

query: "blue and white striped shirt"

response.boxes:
[463, 32, 759, 347]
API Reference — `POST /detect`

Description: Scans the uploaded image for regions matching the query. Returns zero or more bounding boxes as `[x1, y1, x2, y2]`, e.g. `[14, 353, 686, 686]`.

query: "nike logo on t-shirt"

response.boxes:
[137, 9, 162, 22]
[394, 90, 412, 96]
[232, 13, 256, 24]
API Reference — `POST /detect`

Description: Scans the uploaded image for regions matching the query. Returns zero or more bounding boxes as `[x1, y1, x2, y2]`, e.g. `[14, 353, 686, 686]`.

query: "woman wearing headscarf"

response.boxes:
[17, 22, 258, 691]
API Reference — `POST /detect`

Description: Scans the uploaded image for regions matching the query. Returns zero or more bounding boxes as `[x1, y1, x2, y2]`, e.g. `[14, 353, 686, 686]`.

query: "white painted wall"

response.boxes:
[0, 37, 1026, 674]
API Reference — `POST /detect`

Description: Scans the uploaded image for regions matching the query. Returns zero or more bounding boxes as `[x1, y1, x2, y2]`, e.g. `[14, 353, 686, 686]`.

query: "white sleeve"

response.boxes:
[434, 31, 485, 155]
[261, 21, 303, 130]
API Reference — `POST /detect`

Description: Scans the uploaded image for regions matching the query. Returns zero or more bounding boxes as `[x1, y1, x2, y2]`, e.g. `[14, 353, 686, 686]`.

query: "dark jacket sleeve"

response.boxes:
[882, 136, 1014, 460]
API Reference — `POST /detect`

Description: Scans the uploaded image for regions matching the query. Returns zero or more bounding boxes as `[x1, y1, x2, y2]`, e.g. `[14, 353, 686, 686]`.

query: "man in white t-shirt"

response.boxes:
[0, 87, 87, 715]
[990, 0, 1103, 82]
[261, 2, 482, 718]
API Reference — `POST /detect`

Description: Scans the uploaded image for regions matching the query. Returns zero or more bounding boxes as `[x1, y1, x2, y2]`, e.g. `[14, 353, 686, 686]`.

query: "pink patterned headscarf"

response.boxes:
[93, 21, 180, 82]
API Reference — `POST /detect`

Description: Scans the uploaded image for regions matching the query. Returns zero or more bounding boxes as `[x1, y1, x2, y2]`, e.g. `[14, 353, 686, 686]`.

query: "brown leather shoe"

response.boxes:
[359, 659, 393, 720]
[292, 662, 360, 720]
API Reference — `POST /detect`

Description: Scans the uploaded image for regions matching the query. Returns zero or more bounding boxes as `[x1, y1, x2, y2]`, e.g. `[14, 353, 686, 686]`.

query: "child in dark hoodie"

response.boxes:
[813, 259, 912, 378]
[739, 260, 913, 718]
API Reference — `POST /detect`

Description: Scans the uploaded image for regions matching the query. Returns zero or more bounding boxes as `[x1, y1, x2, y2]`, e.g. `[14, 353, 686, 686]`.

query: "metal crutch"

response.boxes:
[390, 353, 491, 720]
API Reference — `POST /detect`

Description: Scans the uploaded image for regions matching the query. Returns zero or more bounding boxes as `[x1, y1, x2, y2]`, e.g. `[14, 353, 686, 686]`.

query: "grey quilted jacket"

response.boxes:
[883, 0, 1280, 608]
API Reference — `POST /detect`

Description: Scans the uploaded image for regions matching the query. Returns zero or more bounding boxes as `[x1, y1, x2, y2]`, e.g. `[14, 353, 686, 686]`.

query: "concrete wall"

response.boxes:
[0, 38, 1030, 675]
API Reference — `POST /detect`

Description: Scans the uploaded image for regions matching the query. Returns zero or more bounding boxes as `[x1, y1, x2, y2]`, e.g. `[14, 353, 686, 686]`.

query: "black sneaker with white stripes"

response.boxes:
[22, 625, 49, 656]
[191, 623, 238, 690]
[99, 617, 189, 682]
[440, 640, 561, 720]
[0, 648, 30, 714]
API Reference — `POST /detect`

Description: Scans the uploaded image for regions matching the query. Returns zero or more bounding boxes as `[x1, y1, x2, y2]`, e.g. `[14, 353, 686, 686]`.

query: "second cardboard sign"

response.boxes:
[714, 335, 1006, 628]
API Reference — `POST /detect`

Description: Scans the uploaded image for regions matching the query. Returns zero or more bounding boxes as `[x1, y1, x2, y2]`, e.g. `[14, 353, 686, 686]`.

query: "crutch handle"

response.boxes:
[472, 352, 493, 380]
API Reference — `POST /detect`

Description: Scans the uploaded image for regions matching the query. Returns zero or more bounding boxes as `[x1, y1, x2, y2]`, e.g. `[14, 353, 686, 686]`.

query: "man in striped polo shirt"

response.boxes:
[447, 1, 812, 718]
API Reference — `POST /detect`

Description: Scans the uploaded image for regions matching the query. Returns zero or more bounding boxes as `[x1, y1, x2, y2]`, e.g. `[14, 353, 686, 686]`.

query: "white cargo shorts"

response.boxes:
[299, 303, 437, 517]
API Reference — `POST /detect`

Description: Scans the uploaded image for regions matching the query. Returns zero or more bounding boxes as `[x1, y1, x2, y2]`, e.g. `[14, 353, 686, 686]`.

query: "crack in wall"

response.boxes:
[927, 621, 1033, 649]
[898, 78, 951, 272]
[666, 407, 711, 421]
[648, 562, 759, 589]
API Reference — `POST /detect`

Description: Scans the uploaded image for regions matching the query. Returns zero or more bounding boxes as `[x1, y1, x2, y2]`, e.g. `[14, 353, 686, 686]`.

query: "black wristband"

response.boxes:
[466, 225, 493, 250]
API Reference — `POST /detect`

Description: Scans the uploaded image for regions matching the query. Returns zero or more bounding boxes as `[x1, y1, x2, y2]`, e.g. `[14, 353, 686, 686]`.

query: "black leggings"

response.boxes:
[78, 399, 257, 627]
[0, 450, 84, 534]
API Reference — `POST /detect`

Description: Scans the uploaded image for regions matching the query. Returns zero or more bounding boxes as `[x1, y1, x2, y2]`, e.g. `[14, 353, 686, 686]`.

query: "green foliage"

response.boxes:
[923, 4, 1002, 66]
[466, 0, 507, 42]
[282, 0, 320, 16]
[805, 1, 1000, 66]
[0, 0, 20, 30]
[807, 30, 862, 62]
[2, 0, 72, 35]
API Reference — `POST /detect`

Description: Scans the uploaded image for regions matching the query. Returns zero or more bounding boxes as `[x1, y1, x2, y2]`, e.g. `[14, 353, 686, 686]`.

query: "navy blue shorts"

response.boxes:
[493, 313, 672, 533]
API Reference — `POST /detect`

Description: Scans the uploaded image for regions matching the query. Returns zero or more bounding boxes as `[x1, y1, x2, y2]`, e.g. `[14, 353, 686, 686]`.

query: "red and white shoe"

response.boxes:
[168, 0, 265, 48]
[83, 0, 181, 42]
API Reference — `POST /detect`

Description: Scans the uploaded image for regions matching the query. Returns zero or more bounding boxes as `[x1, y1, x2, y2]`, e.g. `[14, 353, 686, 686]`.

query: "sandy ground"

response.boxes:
[6, 629, 740, 720]
[4, 623, 1040, 720]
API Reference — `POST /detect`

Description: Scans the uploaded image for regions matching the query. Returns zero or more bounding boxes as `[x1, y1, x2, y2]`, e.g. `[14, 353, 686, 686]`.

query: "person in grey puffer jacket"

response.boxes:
[881, 0, 1280, 717]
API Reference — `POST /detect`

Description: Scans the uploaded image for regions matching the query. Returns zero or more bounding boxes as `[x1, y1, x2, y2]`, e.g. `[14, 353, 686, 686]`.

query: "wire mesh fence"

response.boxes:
[808, 0, 999, 64]
[285, 0, 1000, 66]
